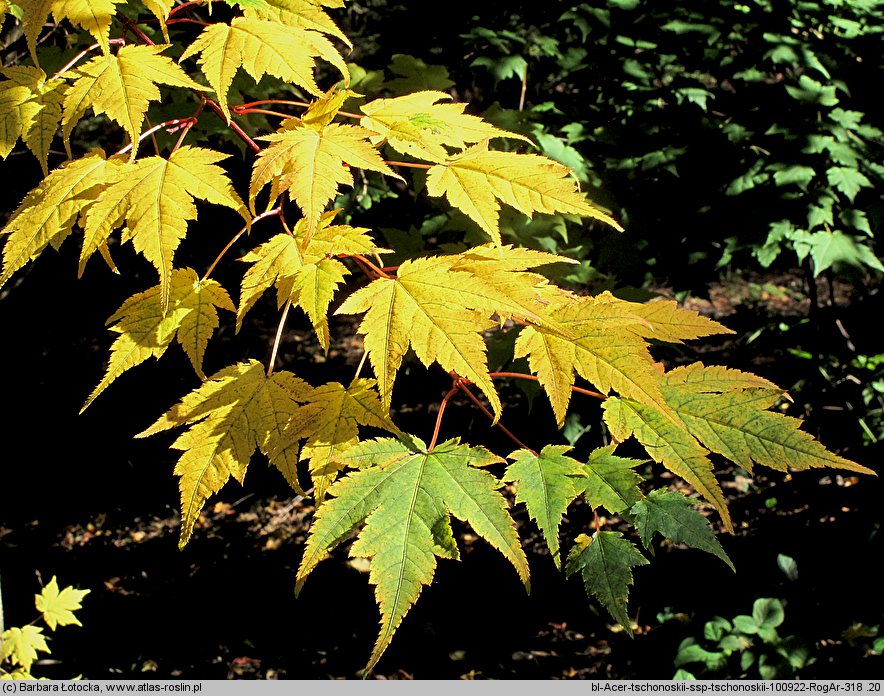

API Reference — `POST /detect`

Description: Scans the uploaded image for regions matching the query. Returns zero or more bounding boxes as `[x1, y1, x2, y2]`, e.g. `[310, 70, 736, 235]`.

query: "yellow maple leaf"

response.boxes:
[0, 626, 49, 671]
[237, 211, 379, 348]
[18, 0, 124, 60]
[35, 576, 90, 631]
[514, 293, 678, 427]
[0, 66, 67, 174]
[62, 44, 205, 157]
[251, 120, 397, 237]
[360, 90, 529, 162]
[179, 17, 347, 121]
[82, 268, 235, 411]
[137, 360, 313, 547]
[425, 142, 623, 246]
[286, 378, 401, 501]
[242, 0, 352, 48]
[0, 149, 123, 289]
[81, 146, 249, 313]
[142, 0, 176, 42]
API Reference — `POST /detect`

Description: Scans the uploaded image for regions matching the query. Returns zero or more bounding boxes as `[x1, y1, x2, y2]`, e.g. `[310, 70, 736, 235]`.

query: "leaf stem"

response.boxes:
[115, 117, 198, 155]
[455, 380, 537, 456]
[168, 1, 203, 18]
[429, 385, 460, 451]
[267, 298, 293, 377]
[385, 161, 433, 170]
[489, 372, 606, 400]
[341, 254, 394, 280]
[204, 100, 263, 153]
[233, 107, 294, 120]
[234, 100, 362, 120]
[52, 38, 126, 79]
[202, 207, 281, 281]
[172, 98, 206, 152]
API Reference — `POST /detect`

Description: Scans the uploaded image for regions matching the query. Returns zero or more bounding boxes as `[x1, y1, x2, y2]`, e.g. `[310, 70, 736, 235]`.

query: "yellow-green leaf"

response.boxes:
[242, 0, 351, 48]
[425, 142, 623, 246]
[82, 268, 234, 411]
[288, 378, 401, 501]
[580, 445, 646, 515]
[35, 576, 90, 631]
[19, 0, 123, 60]
[602, 395, 733, 532]
[251, 120, 396, 236]
[515, 294, 676, 427]
[62, 44, 205, 157]
[0, 626, 49, 671]
[81, 146, 248, 313]
[179, 17, 347, 121]
[659, 365, 874, 475]
[141, 0, 175, 42]
[1, 149, 122, 289]
[360, 90, 529, 162]
[296, 437, 528, 672]
[0, 66, 67, 174]
[136, 360, 313, 547]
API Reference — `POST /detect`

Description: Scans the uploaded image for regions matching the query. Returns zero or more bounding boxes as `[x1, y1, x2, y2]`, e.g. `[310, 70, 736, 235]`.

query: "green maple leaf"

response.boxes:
[35, 576, 90, 631]
[580, 445, 646, 515]
[179, 17, 347, 121]
[82, 268, 235, 411]
[137, 360, 313, 547]
[0, 626, 49, 671]
[566, 531, 648, 636]
[296, 436, 529, 672]
[0, 66, 67, 175]
[0, 149, 123, 289]
[81, 146, 249, 313]
[62, 44, 205, 157]
[504, 445, 585, 568]
[631, 490, 733, 570]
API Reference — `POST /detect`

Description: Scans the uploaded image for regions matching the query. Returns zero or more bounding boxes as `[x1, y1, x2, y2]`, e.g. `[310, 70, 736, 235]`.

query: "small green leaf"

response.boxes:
[631, 490, 734, 570]
[826, 166, 872, 203]
[580, 445, 645, 515]
[566, 531, 648, 635]
[777, 554, 799, 581]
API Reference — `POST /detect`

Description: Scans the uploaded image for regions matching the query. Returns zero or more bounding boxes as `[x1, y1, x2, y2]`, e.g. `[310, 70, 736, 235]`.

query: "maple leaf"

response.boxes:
[251, 120, 396, 237]
[141, 0, 176, 42]
[295, 436, 529, 672]
[82, 268, 235, 412]
[0, 626, 49, 671]
[566, 531, 648, 636]
[0, 66, 67, 175]
[359, 90, 529, 162]
[81, 146, 249, 313]
[62, 44, 205, 157]
[179, 17, 347, 121]
[591, 291, 735, 344]
[504, 445, 585, 568]
[237, 211, 379, 348]
[631, 489, 734, 570]
[240, 0, 352, 48]
[514, 293, 678, 427]
[658, 364, 874, 476]
[0, 149, 123, 289]
[19, 0, 124, 59]
[35, 576, 90, 631]
[580, 445, 646, 515]
[602, 395, 733, 532]
[286, 378, 401, 501]
[425, 141, 623, 246]
[137, 360, 312, 547]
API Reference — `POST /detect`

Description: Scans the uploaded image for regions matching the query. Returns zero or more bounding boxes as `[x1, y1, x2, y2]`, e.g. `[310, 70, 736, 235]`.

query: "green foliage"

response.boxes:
[0, 0, 874, 674]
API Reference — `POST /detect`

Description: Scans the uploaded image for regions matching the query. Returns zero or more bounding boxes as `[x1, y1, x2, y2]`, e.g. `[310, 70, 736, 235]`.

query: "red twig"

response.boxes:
[115, 117, 197, 155]
[168, 1, 203, 18]
[341, 254, 394, 280]
[428, 385, 460, 451]
[489, 372, 606, 400]
[233, 107, 293, 120]
[204, 100, 262, 153]
[234, 100, 362, 120]
[52, 38, 125, 79]
[455, 380, 537, 456]
[172, 99, 206, 151]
